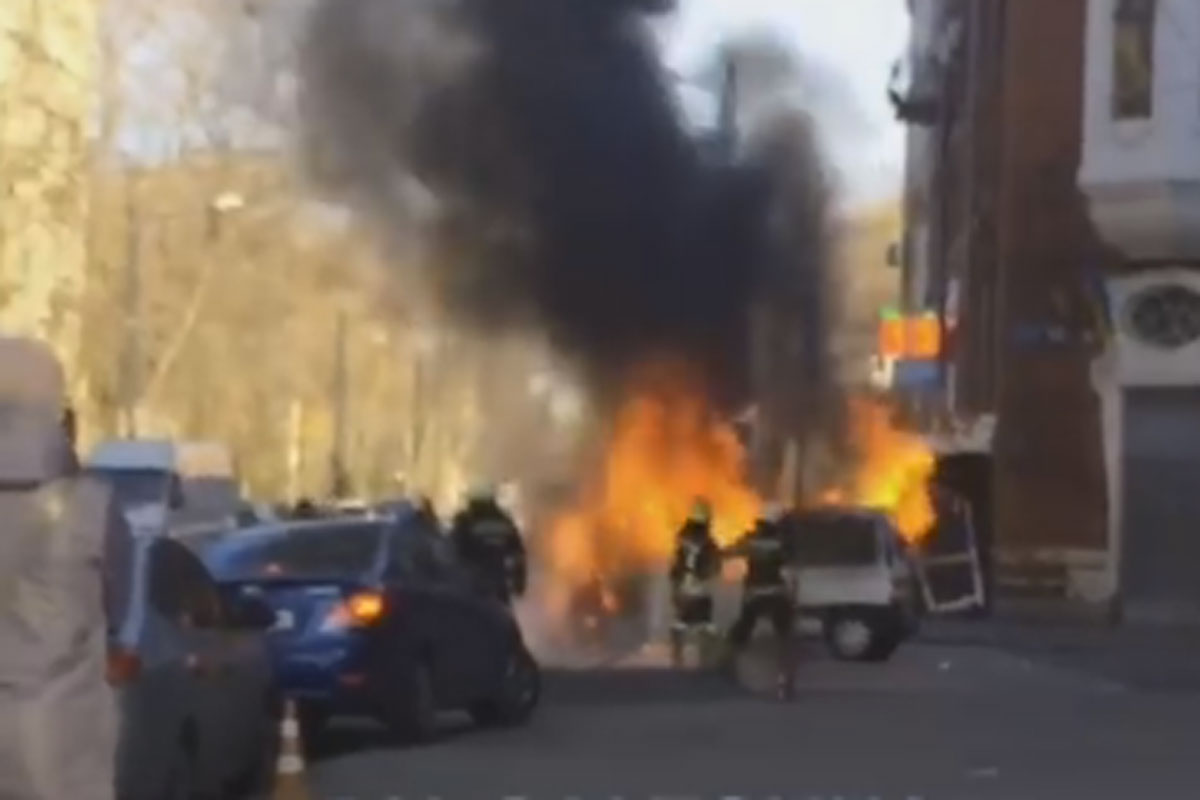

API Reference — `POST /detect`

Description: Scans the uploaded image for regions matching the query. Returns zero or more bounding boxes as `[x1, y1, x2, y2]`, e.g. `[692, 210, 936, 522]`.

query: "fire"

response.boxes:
[834, 395, 937, 544]
[539, 371, 935, 638]
[542, 361, 760, 627]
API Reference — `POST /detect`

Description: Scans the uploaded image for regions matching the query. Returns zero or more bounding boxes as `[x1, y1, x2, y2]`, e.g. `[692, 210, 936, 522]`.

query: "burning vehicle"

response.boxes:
[533, 385, 940, 660]
[789, 507, 921, 662]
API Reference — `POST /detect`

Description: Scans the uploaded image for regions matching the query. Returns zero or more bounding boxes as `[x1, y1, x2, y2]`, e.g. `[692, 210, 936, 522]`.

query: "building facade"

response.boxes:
[1080, 0, 1200, 624]
[0, 0, 97, 372]
[894, 0, 1121, 617]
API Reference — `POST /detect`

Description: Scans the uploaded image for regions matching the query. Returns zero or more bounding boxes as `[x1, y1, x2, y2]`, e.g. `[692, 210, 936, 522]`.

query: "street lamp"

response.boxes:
[121, 189, 249, 437]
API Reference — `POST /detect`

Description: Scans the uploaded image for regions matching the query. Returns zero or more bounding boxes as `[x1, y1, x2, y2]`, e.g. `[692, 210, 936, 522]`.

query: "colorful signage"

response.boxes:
[878, 309, 943, 360]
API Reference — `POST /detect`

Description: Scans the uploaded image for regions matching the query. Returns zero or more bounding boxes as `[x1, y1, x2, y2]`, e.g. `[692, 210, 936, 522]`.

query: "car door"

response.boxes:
[115, 537, 191, 800]
[383, 521, 478, 704]
[147, 539, 237, 795]
[211, 580, 275, 783]
[188, 551, 274, 785]
[183, 547, 268, 791]
[443, 537, 514, 689]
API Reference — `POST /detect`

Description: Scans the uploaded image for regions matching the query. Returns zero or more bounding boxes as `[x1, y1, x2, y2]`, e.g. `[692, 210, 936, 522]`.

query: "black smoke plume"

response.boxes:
[298, 0, 832, 413]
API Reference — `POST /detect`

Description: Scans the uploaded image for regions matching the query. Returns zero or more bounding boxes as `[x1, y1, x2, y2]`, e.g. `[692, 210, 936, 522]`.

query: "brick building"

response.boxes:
[892, 0, 1121, 617]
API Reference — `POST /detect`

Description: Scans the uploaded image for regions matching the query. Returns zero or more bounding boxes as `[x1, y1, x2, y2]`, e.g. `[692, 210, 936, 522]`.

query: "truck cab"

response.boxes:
[86, 439, 240, 539]
[789, 507, 922, 662]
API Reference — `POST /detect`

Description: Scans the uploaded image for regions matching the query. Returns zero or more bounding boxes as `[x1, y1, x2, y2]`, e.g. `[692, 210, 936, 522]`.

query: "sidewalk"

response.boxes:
[920, 616, 1200, 691]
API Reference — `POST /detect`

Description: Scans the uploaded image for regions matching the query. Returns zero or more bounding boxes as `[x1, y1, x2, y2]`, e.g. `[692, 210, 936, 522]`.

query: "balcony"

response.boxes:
[1078, 0, 1200, 261]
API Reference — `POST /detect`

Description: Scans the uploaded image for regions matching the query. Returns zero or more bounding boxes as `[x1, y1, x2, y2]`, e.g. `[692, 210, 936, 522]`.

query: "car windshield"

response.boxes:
[791, 514, 881, 567]
[216, 523, 385, 580]
[89, 468, 171, 509]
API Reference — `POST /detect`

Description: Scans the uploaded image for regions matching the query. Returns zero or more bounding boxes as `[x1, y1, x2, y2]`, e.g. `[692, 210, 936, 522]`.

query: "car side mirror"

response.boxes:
[228, 595, 275, 630]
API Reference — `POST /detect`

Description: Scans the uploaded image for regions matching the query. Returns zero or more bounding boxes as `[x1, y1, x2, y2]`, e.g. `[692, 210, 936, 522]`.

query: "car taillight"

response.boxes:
[321, 591, 387, 631]
[106, 646, 141, 686]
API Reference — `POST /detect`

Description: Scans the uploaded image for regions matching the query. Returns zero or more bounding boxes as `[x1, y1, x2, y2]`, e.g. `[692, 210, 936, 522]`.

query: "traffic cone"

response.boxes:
[271, 700, 312, 800]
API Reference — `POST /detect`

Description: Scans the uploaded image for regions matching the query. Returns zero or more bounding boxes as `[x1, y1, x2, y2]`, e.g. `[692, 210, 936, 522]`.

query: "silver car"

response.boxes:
[109, 536, 278, 799]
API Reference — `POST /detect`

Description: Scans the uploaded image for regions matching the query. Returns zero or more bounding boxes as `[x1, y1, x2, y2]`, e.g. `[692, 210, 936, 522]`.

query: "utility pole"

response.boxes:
[330, 310, 350, 499]
[121, 184, 142, 438]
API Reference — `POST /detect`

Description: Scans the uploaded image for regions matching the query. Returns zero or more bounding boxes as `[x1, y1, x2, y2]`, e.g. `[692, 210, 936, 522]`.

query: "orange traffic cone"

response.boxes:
[271, 700, 312, 800]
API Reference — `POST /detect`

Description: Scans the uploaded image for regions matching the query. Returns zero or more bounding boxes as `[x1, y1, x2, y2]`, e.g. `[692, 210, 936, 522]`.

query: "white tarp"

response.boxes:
[0, 337, 125, 800]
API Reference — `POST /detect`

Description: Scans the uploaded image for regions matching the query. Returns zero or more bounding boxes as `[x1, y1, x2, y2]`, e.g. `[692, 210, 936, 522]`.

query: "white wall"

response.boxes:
[1079, 0, 1200, 259]
[1090, 267, 1200, 605]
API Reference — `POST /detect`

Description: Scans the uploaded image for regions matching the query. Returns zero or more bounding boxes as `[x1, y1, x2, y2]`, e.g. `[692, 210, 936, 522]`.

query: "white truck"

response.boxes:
[85, 439, 241, 539]
[790, 507, 923, 662]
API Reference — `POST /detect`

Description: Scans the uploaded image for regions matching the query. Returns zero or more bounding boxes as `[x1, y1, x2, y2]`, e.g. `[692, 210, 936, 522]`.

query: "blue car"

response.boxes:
[202, 510, 539, 741]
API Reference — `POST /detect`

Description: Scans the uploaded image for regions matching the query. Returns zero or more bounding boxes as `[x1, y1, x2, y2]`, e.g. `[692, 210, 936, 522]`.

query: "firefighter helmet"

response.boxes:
[688, 498, 712, 524]
[761, 502, 785, 524]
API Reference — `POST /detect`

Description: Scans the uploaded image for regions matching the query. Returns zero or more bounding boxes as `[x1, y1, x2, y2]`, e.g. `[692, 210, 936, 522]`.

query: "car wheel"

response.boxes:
[386, 660, 438, 744]
[824, 610, 900, 663]
[470, 647, 541, 728]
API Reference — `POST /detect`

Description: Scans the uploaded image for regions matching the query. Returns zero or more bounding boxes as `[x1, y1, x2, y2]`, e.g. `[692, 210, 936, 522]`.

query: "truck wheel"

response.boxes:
[824, 610, 900, 662]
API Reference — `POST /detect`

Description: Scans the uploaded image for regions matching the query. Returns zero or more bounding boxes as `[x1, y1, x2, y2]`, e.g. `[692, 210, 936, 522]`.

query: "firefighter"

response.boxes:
[668, 498, 721, 668]
[408, 491, 441, 532]
[450, 484, 527, 605]
[292, 497, 320, 519]
[721, 502, 798, 700]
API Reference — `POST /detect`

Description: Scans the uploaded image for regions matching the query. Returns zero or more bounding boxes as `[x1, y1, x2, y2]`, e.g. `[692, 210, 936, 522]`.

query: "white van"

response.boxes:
[790, 507, 922, 662]
[85, 439, 241, 538]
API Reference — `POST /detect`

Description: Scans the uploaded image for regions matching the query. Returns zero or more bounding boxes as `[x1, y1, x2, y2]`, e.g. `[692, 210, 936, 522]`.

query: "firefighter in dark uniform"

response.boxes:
[409, 492, 441, 533]
[721, 502, 798, 700]
[292, 498, 320, 519]
[450, 484, 527, 605]
[668, 498, 722, 667]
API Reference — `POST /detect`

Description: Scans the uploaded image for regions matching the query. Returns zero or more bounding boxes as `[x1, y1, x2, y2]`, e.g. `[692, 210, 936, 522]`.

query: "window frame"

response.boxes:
[1112, 0, 1157, 120]
[216, 521, 386, 580]
[147, 537, 225, 630]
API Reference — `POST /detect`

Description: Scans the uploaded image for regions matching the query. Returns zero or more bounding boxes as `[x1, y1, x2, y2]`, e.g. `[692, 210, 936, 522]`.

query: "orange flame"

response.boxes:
[542, 362, 760, 626]
[541, 372, 935, 635]
[831, 395, 937, 545]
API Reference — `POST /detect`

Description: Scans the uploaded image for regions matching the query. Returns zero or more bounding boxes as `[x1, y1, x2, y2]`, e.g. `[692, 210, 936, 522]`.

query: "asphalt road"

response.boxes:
[303, 638, 1200, 800]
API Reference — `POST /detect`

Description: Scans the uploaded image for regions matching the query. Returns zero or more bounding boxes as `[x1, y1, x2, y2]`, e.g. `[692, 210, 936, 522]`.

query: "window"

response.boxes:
[791, 514, 881, 567]
[219, 523, 384, 580]
[148, 539, 223, 628]
[1113, 0, 1156, 119]
[88, 468, 171, 509]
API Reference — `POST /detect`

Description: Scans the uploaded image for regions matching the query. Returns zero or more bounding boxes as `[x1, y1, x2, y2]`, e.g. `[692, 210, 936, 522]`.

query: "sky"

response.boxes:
[113, 0, 911, 207]
[665, 0, 910, 208]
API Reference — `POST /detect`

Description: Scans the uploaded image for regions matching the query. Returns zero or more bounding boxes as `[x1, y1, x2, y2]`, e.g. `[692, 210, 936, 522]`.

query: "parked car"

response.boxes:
[201, 511, 541, 742]
[108, 536, 279, 799]
[788, 507, 922, 662]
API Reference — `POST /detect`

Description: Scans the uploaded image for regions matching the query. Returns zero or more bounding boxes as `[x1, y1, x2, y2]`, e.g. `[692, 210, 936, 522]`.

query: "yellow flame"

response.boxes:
[542, 360, 760, 627]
